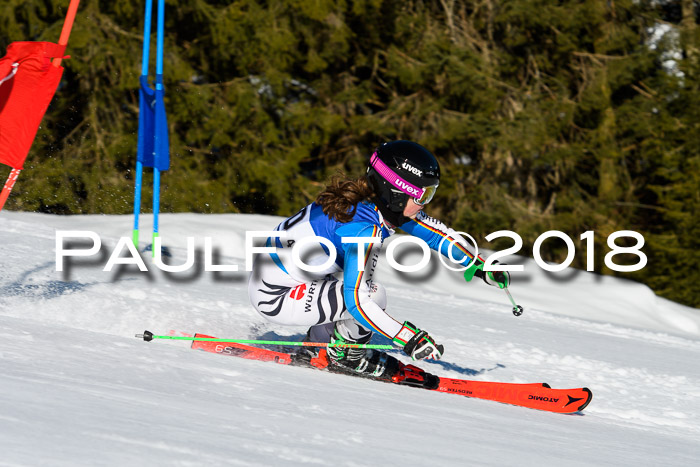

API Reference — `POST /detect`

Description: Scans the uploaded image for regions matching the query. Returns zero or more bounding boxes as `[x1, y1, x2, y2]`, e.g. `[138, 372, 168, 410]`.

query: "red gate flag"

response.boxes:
[0, 0, 79, 212]
[0, 41, 67, 170]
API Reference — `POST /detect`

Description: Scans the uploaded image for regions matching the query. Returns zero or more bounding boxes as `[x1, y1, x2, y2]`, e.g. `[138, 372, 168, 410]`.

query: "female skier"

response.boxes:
[248, 140, 509, 380]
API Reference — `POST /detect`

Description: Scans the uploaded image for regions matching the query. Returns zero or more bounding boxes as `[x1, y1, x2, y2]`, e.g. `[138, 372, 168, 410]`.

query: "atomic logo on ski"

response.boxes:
[565, 395, 585, 407]
[528, 395, 559, 403]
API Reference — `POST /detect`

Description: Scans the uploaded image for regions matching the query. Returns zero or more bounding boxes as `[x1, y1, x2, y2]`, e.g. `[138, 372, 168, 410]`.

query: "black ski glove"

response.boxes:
[473, 261, 511, 289]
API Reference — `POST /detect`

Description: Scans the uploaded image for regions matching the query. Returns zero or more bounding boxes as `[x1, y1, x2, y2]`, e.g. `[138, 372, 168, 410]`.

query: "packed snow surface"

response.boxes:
[1, 212, 699, 466]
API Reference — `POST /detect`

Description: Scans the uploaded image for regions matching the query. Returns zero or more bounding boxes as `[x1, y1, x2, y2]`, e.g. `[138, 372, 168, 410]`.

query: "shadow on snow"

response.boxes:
[253, 329, 505, 378]
[0, 262, 93, 300]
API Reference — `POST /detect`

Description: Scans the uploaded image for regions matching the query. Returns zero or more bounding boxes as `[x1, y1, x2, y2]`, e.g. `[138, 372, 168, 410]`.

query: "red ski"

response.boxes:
[189, 334, 592, 414]
[436, 377, 591, 413]
[192, 335, 295, 365]
[394, 363, 592, 413]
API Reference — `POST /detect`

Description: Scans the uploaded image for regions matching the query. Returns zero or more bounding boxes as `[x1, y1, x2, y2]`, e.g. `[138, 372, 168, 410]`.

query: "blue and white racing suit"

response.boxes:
[248, 201, 480, 342]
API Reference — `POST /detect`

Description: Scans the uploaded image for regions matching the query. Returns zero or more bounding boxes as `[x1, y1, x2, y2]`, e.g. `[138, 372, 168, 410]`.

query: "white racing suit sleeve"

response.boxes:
[338, 222, 403, 340]
[398, 210, 484, 268]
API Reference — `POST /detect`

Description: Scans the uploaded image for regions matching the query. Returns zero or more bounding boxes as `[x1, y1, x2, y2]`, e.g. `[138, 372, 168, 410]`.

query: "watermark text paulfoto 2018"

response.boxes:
[54, 230, 647, 274]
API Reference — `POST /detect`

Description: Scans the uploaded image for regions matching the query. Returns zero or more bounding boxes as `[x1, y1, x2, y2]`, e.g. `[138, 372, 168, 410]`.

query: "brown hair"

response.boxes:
[316, 174, 375, 223]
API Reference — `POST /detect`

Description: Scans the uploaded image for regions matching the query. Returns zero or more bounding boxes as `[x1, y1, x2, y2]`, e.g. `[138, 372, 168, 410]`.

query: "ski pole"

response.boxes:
[503, 288, 524, 316]
[135, 330, 394, 349]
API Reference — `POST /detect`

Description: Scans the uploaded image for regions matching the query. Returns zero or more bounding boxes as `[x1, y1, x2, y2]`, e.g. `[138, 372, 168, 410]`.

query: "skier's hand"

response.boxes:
[482, 269, 510, 289]
[465, 260, 510, 289]
[478, 261, 510, 289]
[393, 321, 444, 361]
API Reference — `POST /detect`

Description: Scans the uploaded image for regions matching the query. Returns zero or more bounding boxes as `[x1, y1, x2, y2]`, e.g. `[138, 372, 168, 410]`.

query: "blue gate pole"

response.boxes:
[152, 0, 165, 250]
[153, 167, 160, 248]
[132, 160, 143, 247]
[133, 0, 153, 248]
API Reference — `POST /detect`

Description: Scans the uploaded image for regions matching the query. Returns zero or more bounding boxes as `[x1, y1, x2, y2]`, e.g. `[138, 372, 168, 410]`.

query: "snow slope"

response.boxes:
[1, 211, 699, 466]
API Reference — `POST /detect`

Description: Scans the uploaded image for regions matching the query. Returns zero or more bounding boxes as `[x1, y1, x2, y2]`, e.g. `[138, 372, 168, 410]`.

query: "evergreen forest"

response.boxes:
[1, 0, 699, 308]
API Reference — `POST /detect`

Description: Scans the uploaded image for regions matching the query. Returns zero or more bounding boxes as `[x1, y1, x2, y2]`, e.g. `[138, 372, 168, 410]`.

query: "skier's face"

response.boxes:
[403, 199, 424, 218]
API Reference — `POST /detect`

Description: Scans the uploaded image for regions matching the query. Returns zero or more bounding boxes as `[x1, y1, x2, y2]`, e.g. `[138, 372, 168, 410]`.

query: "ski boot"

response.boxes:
[292, 325, 333, 369]
[391, 362, 440, 389]
[326, 328, 400, 381]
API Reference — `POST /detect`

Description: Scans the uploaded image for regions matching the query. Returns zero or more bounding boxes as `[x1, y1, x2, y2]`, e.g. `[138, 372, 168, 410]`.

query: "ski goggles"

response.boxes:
[412, 183, 438, 205]
[370, 152, 439, 205]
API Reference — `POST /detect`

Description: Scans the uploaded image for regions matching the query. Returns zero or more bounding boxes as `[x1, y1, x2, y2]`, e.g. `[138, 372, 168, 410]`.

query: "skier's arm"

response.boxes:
[398, 211, 482, 268]
[338, 222, 444, 360]
[399, 211, 510, 288]
[338, 223, 403, 340]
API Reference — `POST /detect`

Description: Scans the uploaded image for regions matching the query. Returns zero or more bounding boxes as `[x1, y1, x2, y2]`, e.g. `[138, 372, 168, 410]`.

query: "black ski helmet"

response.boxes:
[366, 140, 440, 225]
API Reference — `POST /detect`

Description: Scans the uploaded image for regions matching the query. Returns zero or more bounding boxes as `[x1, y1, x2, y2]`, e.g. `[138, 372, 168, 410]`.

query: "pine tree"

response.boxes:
[1, 0, 697, 306]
